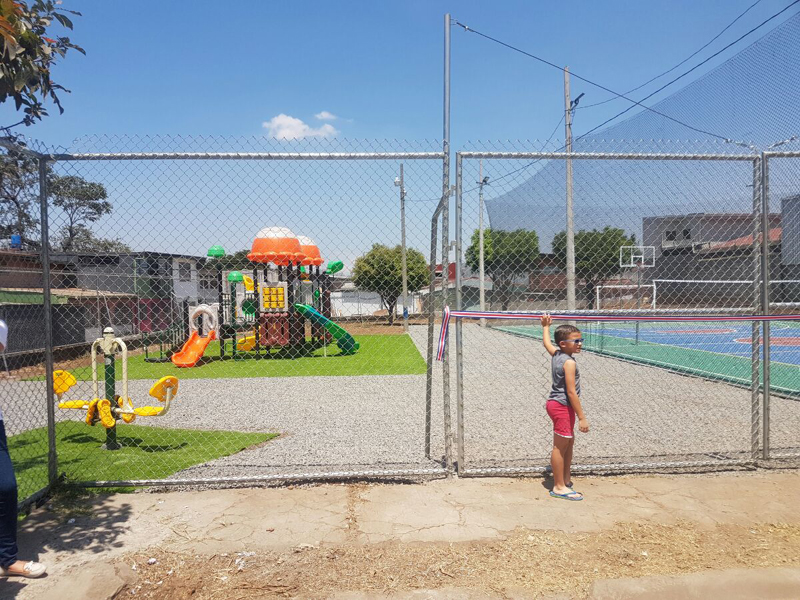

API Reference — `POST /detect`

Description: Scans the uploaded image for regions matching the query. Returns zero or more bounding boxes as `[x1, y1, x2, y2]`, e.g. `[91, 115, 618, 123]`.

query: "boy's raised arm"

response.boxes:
[541, 314, 557, 356]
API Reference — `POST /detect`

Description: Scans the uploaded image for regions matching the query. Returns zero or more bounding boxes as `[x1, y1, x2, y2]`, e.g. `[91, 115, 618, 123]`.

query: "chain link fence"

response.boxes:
[2, 135, 800, 504]
[453, 142, 800, 475]
[1, 136, 455, 503]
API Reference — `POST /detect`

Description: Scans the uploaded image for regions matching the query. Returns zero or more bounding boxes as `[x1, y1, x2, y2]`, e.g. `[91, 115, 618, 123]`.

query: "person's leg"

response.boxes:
[564, 438, 574, 488]
[0, 421, 45, 577]
[563, 406, 576, 488]
[0, 420, 19, 570]
[551, 434, 574, 495]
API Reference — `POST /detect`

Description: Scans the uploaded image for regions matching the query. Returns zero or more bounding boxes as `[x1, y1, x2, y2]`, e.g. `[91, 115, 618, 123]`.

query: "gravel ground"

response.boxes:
[0, 323, 798, 482]
[448, 324, 800, 469]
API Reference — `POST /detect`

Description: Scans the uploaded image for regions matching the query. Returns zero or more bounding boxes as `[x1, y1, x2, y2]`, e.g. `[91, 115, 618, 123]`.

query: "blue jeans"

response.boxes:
[0, 420, 18, 568]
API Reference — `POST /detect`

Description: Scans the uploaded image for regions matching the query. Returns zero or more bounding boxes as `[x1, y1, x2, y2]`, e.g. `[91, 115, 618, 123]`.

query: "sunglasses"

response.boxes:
[564, 338, 583, 344]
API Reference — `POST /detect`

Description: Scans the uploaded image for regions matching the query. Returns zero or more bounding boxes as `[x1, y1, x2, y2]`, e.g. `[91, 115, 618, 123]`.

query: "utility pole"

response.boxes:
[396, 163, 409, 332]
[478, 160, 488, 327]
[564, 66, 576, 314]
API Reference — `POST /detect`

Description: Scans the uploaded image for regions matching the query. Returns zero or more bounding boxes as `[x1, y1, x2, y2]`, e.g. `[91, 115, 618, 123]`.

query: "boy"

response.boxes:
[541, 315, 589, 501]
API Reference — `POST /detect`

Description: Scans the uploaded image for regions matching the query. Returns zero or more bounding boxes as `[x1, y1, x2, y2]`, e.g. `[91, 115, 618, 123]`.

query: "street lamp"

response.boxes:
[395, 164, 409, 332]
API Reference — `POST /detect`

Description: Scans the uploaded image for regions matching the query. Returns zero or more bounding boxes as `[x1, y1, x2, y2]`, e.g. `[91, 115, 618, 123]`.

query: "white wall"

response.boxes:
[330, 290, 422, 318]
[172, 259, 199, 300]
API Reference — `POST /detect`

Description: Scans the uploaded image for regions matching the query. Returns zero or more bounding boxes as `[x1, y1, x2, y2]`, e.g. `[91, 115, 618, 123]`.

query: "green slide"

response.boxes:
[294, 303, 360, 355]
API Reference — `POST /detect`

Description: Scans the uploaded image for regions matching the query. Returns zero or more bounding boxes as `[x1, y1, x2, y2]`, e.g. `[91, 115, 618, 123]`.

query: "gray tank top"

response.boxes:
[549, 351, 580, 406]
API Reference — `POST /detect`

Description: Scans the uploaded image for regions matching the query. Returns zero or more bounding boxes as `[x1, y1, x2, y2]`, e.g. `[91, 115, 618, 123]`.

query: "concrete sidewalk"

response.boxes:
[4, 470, 800, 599]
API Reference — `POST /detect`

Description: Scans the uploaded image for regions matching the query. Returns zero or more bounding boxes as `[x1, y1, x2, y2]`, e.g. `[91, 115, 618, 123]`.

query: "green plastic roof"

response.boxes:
[207, 245, 226, 258]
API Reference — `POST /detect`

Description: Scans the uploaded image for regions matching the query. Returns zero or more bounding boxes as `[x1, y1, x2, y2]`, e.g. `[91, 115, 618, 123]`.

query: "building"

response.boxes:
[643, 212, 781, 282]
[642, 210, 799, 308]
[0, 249, 209, 352]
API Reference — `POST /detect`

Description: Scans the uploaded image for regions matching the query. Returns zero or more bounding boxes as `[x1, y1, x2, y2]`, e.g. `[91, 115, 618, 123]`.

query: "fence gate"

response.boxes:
[452, 142, 800, 476]
[762, 150, 800, 461]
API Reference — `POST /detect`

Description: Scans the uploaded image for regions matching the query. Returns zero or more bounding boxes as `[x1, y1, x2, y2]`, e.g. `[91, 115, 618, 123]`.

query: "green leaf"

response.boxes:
[53, 13, 72, 29]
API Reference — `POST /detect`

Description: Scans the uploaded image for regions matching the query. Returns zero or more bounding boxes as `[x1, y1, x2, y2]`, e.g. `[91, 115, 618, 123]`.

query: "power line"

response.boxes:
[580, 0, 764, 110]
[452, 19, 729, 140]
[462, 112, 566, 194]
[573, 0, 800, 142]
[454, 0, 800, 142]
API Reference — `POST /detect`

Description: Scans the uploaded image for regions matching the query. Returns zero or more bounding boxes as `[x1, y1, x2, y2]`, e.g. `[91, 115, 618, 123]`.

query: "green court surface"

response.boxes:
[9, 423, 275, 502]
[39, 334, 426, 381]
[496, 321, 800, 398]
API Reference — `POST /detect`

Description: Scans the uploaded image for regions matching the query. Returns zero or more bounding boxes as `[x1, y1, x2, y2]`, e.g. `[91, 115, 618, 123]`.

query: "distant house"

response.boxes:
[0, 249, 208, 351]
[529, 253, 566, 299]
[642, 209, 800, 307]
[643, 212, 781, 282]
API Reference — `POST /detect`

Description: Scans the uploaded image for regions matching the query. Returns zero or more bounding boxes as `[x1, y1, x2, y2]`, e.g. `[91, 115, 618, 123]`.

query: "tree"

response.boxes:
[53, 225, 130, 253]
[552, 227, 636, 302]
[353, 244, 429, 325]
[465, 228, 539, 311]
[206, 249, 254, 272]
[49, 174, 110, 251]
[0, 0, 84, 127]
[0, 143, 40, 246]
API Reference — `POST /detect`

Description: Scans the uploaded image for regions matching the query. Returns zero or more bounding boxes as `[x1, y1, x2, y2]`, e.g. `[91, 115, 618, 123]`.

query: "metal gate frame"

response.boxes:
[453, 149, 772, 476]
[762, 149, 800, 460]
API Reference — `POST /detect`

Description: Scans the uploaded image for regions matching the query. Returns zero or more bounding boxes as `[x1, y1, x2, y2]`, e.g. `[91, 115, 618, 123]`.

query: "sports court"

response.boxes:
[496, 319, 800, 397]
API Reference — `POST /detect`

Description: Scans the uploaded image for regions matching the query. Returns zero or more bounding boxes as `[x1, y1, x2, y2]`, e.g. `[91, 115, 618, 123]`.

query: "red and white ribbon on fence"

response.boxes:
[435, 306, 800, 361]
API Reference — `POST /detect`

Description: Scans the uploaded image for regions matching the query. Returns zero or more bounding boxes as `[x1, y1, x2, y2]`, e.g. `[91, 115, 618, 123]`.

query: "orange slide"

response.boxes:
[170, 330, 216, 368]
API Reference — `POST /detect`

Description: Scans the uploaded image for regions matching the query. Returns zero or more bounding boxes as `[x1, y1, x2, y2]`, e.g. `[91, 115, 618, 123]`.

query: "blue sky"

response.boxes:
[3, 0, 796, 147]
[1, 1, 797, 268]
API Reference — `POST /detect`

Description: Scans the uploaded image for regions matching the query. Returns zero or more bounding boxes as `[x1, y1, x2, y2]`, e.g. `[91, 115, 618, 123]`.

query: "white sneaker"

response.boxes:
[1, 560, 47, 578]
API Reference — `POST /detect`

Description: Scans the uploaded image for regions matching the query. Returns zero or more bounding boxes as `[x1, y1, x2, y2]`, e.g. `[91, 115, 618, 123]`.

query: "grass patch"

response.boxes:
[40, 334, 427, 381]
[10, 423, 276, 501]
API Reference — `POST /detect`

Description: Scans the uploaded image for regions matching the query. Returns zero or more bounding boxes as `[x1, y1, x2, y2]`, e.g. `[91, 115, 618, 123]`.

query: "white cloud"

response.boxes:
[262, 114, 339, 140]
[314, 110, 338, 121]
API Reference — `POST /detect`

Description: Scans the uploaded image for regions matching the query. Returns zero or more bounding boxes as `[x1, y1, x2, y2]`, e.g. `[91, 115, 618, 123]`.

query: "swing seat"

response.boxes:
[53, 370, 77, 396]
[149, 376, 179, 402]
[97, 399, 116, 429]
[116, 397, 136, 423]
[131, 376, 179, 417]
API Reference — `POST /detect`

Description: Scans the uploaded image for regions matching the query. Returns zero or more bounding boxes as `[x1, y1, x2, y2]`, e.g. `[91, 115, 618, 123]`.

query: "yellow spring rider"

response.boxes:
[53, 327, 179, 433]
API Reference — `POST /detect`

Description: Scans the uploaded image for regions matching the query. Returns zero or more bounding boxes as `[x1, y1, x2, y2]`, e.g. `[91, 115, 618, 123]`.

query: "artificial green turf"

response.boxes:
[41, 334, 427, 381]
[10, 423, 275, 502]
[498, 324, 800, 397]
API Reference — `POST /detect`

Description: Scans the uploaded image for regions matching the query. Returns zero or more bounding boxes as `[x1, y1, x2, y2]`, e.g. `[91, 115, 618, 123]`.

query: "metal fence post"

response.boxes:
[425, 204, 442, 461]
[441, 11, 453, 476]
[760, 152, 771, 460]
[750, 157, 761, 460]
[454, 153, 464, 473]
[38, 156, 58, 486]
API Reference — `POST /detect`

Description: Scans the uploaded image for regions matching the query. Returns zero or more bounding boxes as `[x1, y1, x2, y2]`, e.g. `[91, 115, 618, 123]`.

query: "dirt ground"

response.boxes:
[119, 520, 800, 599]
[11, 471, 800, 600]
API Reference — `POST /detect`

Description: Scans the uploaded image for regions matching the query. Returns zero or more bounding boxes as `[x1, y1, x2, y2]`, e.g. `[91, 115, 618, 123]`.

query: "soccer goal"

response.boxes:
[595, 283, 657, 310]
[652, 279, 800, 309]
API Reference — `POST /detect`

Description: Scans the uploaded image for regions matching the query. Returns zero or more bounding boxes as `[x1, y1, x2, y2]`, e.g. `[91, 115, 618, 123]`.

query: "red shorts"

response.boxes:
[546, 400, 576, 439]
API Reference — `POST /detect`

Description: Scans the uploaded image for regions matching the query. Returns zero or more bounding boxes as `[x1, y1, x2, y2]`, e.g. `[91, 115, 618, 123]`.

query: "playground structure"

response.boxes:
[170, 304, 219, 367]
[53, 326, 180, 450]
[169, 228, 358, 367]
